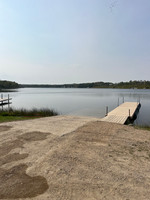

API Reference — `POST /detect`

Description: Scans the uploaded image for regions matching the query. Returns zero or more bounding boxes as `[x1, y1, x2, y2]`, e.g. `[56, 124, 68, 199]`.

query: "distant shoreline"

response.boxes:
[1, 80, 150, 90]
[20, 80, 150, 89]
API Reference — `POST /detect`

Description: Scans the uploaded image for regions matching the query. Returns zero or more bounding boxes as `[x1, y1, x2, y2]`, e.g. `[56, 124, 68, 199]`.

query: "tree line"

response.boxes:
[21, 80, 150, 89]
[0, 80, 19, 90]
[1, 80, 150, 89]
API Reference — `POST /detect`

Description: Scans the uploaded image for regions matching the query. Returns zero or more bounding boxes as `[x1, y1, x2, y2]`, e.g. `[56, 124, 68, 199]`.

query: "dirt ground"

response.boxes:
[0, 115, 150, 200]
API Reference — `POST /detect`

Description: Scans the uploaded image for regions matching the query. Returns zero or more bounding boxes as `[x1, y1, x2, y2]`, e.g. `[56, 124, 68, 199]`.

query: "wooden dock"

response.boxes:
[101, 102, 141, 124]
[0, 95, 12, 109]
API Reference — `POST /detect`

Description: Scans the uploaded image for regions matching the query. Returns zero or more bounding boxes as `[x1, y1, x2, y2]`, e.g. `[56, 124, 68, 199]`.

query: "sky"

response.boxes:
[0, 0, 150, 84]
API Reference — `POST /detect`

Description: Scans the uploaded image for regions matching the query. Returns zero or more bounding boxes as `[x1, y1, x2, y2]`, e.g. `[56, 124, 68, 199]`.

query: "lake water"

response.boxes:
[1, 88, 150, 126]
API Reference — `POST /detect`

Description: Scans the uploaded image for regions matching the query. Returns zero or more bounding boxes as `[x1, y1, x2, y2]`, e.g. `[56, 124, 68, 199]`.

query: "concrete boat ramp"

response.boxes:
[101, 102, 141, 124]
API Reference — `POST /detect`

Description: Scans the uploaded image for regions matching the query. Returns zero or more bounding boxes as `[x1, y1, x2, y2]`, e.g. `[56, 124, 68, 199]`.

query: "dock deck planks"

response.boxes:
[101, 102, 140, 124]
[0, 98, 12, 102]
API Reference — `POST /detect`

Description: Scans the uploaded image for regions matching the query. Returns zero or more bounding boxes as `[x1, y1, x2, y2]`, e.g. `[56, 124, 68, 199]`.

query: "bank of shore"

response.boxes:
[0, 115, 150, 199]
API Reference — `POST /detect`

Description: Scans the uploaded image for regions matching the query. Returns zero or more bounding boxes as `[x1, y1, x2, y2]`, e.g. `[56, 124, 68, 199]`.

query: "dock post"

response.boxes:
[8, 94, 10, 111]
[1, 94, 3, 111]
[105, 106, 108, 116]
[118, 98, 119, 106]
[123, 97, 124, 103]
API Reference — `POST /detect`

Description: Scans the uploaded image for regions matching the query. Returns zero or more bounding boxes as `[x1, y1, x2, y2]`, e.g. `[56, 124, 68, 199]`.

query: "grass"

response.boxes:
[0, 107, 58, 123]
[0, 116, 36, 123]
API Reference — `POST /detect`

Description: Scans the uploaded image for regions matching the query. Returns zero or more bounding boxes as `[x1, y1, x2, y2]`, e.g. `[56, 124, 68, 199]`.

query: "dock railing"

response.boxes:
[0, 94, 12, 110]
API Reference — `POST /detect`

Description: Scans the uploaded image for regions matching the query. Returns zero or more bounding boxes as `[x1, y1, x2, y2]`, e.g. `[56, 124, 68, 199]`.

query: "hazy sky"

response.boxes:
[0, 0, 150, 84]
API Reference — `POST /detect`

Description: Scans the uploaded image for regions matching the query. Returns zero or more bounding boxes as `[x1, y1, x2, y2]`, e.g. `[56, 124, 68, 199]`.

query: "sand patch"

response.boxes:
[18, 131, 50, 142]
[0, 164, 49, 199]
[0, 139, 24, 157]
[0, 131, 51, 199]
[1, 116, 150, 199]
[0, 125, 12, 132]
[0, 153, 28, 166]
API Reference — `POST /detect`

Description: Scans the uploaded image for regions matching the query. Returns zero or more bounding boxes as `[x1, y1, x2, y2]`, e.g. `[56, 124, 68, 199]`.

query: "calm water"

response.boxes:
[2, 88, 150, 126]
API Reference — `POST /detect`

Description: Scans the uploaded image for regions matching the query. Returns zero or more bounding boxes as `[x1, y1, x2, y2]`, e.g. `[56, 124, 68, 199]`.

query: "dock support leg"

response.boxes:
[8, 94, 10, 111]
[129, 109, 130, 117]
[105, 106, 108, 116]
[1, 94, 3, 111]
[118, 98, 119, 106]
